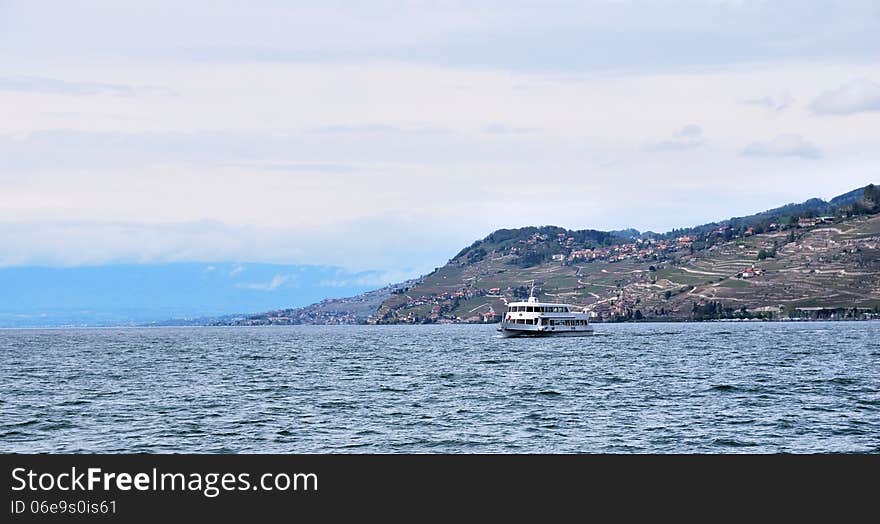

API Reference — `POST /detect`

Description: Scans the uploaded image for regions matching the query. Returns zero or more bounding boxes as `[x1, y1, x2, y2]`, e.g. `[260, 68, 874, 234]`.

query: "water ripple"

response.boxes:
[1, 322, 879, 453]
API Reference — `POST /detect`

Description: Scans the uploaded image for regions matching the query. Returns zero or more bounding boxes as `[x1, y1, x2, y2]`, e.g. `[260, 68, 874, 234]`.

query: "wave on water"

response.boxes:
[708, 384, 739, 392]
[2, 322, 878, 453]
[712, 438, 758, 448]
[378, 385, 409, 392]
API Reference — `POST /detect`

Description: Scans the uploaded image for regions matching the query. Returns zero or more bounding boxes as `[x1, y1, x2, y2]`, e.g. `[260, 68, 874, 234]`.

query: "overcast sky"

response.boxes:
[1, 1, 879, 278]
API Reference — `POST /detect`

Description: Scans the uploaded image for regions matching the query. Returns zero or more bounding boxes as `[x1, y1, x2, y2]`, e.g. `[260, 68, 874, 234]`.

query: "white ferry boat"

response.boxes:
[497, 295, 593, 338]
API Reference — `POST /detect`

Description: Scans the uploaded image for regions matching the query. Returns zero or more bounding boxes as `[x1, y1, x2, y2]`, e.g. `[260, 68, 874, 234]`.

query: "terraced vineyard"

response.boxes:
[375, 214, 880, 322]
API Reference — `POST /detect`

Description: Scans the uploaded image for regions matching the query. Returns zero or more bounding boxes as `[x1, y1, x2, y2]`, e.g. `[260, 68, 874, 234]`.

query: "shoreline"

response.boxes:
[3, 317, 880, 330]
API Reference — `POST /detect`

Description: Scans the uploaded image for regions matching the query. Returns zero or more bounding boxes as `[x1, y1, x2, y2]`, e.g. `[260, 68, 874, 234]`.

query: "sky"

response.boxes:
[0, 263, 393, 326]
[1, 0, 879, 286]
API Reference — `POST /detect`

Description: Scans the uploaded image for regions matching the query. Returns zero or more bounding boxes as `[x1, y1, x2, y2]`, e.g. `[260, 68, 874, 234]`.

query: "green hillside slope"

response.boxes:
[374, 186, 880, 323]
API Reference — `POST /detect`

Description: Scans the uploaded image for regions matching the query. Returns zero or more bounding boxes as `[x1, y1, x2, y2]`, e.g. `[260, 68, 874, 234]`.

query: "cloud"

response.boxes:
[677, 124, 702, 138]
[0, 76, 175, 97]
[741, 134, 821, 159]
[740, 91, 794, 112]
[482, 123, 534, 135]
[317, 269, 418, 289]
[810, 79, 880, 116]
[237, 274, 291, 291]
[220, 161, 365, 173]
[647, 125, 704, 151]
[309, 124, 452, 137]
[0, 76, 133, 96]
[0, 218, 463, 278]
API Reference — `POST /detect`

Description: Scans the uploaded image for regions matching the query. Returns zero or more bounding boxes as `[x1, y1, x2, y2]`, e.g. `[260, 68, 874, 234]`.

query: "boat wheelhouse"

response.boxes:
[497, 295, 593, 338]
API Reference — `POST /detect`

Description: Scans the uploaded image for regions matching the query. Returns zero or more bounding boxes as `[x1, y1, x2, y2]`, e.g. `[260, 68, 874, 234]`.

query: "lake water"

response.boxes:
[2, 322, 878, 453]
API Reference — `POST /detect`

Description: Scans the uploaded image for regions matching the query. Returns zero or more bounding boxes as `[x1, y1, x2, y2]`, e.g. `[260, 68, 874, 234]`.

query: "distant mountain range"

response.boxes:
[0, 263, 394, 328]
[221, 184, 880, 325]
[202, 280, 417, 327]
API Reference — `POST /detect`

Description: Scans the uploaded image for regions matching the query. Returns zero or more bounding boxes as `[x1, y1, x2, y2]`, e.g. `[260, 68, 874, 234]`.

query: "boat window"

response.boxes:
[526, 306, 533, 312]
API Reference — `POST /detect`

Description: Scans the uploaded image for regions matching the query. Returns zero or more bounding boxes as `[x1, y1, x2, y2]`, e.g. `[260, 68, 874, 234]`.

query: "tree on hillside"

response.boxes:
[865, 184, 879, 205]
[757, 248, 776, 260]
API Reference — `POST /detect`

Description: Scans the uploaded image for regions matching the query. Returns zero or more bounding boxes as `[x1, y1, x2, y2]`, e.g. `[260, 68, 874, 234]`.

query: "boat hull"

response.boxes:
[497, 326, 593, 338]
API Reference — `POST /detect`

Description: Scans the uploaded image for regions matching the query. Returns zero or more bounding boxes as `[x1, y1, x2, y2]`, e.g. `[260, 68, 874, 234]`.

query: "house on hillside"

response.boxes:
[798, 217, 818, 227]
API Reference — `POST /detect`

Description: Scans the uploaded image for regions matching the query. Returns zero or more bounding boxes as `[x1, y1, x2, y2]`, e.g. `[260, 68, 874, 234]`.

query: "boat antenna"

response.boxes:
[529, 279, 535, 300]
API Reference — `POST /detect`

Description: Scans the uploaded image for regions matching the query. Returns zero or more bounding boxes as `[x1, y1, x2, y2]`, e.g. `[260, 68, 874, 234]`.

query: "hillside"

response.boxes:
[374, 184, 880, 323]
[211, 280, 416, 326]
